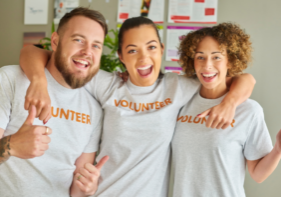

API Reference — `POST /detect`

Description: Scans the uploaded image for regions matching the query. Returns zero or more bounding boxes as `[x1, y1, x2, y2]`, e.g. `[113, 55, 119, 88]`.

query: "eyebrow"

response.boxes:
[71, 34, 103, 44]
[125, 40, 158, 49]
[195, 51, 222, 54]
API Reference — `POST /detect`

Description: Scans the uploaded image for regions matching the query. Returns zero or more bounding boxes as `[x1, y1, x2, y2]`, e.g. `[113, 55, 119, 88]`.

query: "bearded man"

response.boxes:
[0, 8, 107, 197]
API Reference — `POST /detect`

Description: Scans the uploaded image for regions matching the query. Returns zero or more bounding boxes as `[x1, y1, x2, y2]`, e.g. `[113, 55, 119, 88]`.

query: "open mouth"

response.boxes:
[137, 65, 153, 77]
[73, 59, 90, 70]
[201, 73, 217, 82]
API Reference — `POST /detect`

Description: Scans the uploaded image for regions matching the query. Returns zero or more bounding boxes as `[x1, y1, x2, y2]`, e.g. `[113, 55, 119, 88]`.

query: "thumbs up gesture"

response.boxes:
[9, 105, 52, 159]
[72, 156, 109, 196]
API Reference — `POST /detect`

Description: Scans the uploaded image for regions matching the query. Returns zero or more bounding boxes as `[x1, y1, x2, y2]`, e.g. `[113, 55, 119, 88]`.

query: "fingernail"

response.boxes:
[43, 121, 46, 125]
[197, 114, 201, 117]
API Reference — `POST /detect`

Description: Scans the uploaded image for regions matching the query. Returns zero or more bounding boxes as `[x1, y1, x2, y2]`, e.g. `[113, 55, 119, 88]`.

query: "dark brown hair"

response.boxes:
[57, 7, 108, 36]
[117, 16, 162, 54]
[179, 23, 252, 77]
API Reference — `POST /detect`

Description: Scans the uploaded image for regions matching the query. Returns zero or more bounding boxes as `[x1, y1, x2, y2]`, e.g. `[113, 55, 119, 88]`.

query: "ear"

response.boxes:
[51, 32, 59, 52]
[118, 51, 125, 64]
[161, 43, 165, 55]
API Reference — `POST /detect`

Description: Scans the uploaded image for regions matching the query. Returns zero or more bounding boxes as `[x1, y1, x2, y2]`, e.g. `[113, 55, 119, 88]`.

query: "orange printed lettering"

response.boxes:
[82, 113, 86, 123]
[149, 103, 154, 109]
[60, 108, 69, 119]
[69, 110, 75, 121]
[51, 107, 59, 117]
[231, 119, 235, 127]
[86, 115, 91, 125]
[76, 112, 81, 122]
[134, 103, 141, 112]
[142, 103, 149, 111]
[129, 102, 134, 110]
[201, 117, 207, 124]
[164, 98, 172, 105]
[121, 100, 128, 107]
[194, 117, 201, 124]
[160, 102, 165, 108]
[188, 116, 193, 123]
[155, 101, 160, 109]
[177, 116, 184, 121]
[181, 115, 188, 122]
[114, 100, 121, 107]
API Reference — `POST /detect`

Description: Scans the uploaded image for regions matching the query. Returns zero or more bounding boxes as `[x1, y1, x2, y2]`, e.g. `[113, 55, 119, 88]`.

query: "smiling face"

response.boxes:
[52, 15, 104, 88]
[194, 36, 229, 98]
[118, 25, 164, 87]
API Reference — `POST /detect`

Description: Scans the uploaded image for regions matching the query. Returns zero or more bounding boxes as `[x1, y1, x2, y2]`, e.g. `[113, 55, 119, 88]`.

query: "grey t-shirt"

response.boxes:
[0, 65, 102, 197]
[85, 70, 200, 197]
[172, 91, 273, 197]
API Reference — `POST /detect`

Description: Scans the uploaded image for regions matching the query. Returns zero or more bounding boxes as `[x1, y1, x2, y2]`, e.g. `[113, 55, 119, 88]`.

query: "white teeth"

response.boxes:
[137, 65, 152, 70]
[202, 73, 216, 77]
[73, 59, 89, 66]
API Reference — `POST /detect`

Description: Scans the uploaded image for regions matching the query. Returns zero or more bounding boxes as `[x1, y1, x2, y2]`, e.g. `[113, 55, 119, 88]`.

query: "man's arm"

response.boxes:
[20, 45, 52, 122]
[70, 153, 109, 197]
[198, 73, 256, 129]
[247, 129, 281, 183]
[0, 129, 11, 164]
[0, 106, 52, 165]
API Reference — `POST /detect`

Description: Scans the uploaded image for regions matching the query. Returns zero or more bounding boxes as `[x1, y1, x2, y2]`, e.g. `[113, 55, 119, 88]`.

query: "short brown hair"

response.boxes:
[57, 7, 108, 36]
[179, 23, 252, 77]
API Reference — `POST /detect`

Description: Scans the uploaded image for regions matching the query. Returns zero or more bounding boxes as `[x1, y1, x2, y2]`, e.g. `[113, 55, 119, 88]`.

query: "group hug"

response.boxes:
[0, 7, 280, 197]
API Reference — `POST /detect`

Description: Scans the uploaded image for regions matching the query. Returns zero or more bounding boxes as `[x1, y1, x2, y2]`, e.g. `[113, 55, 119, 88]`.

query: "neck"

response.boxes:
[200, 82, 228, 99]
[46, 54, 72, 89]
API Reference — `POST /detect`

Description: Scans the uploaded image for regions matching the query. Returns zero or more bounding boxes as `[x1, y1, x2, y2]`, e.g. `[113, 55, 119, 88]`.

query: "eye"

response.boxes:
[74, 39, 82, 43]
[148, 45, 156, 50]
[214, 56, 221, 60]
[93, 44, 100, 49]
[196, 56, 204, 60]
[128, 49, 137, 54]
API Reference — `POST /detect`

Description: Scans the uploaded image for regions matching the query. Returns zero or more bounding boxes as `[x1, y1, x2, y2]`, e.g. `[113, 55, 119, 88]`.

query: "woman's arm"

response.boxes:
[198, 73, 256, 129]
[19, 45, 52, 123]
[70, 153, 109, 197]
[247, 129, 281, 183]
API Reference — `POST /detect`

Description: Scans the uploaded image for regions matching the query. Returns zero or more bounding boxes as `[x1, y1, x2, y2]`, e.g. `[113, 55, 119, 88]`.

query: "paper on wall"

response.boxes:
[54, 0, 79, 24]
[165, 26, 204, 61]
[168, 0, 218, 24]
[117, 0, 164, 23]
[24, 0, 49, 25]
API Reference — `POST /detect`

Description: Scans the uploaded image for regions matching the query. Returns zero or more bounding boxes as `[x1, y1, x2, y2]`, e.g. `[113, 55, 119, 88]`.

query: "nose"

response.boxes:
[138, 49, 149, 62]
[81, 43, 92, 57]
[204, 57, 213, 69]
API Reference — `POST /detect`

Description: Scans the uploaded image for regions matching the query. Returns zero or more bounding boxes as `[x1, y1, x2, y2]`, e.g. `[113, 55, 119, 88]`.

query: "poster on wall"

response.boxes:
[23, 32, 46, 47]
[24, 0, 49, 25]
[117, 0, 164, 23]
[165, 26, 204, 61]
[168, 0, 218, 24]
[54, 0, 79, 24]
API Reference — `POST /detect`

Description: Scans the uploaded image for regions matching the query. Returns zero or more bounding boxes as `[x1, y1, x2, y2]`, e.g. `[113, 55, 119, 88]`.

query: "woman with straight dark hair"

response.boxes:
[19, 16, 255, 196]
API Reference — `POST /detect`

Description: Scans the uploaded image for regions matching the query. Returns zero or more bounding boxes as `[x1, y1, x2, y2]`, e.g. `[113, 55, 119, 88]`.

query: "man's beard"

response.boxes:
[54, 42, 98, 89]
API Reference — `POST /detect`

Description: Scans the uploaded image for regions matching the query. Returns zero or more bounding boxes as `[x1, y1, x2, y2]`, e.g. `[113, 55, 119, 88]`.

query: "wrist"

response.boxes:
[30, 75, 47, 85]
[273, 144, 281, 157]
[222, 95, 238, 108]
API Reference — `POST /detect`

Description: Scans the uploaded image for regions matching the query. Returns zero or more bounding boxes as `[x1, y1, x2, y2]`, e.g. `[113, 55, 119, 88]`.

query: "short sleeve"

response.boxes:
[244, 110, 273, 160]
[177, 75, 200, 106]
[84, 70, 120, 104]
[83, 110, 103, 153]
[0, 68, 14, 130]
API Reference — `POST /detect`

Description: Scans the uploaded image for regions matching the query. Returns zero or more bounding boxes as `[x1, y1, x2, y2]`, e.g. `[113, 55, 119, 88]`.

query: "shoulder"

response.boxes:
[0, 65, 23, 77]
[238, 99, 263, 113]
[236, 99, 264, 121]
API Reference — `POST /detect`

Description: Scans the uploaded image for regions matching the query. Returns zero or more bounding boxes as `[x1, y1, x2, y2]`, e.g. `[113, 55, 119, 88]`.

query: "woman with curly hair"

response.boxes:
[172, 23, 281, 197]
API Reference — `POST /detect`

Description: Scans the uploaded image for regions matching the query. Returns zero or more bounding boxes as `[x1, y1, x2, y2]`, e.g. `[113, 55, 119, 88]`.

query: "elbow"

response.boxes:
[255, 179, 265, 184]
[246, 73, 256, 85]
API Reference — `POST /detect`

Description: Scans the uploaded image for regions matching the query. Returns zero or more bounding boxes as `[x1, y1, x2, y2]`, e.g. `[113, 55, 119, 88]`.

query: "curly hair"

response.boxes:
[179, 23, 252, 77]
